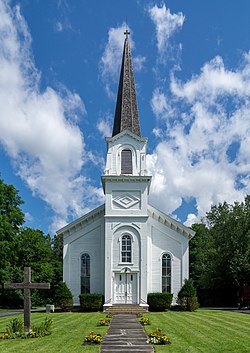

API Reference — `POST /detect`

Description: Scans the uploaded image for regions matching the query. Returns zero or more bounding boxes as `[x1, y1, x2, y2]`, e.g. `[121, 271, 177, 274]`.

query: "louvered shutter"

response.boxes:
[121, 149, 132, 174]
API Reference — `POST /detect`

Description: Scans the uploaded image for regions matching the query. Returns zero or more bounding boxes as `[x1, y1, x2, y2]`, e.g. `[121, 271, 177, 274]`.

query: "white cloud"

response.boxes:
[133, 55, 146, 72]
[97, 114, 112, 138]
[148, 4, 185, 54]
[148, 53, 250, 225]
[55, 21, 63, 32]
[0, 1, 102, 233]
[151, 88, 169, 118]
[171, 56, 249, 103]
[184, 213, 198, 227]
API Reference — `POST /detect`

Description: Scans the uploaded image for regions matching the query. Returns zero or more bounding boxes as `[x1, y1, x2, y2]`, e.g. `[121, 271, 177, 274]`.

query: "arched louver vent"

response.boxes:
[121, 149, 132, 174]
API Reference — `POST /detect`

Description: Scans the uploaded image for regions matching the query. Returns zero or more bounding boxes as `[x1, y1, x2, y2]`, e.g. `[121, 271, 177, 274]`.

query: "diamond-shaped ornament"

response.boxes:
[113, 193, 140, 209]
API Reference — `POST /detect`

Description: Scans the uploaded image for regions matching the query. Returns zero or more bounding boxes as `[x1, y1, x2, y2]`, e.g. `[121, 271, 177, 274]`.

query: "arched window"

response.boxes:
[121, 235, 132, 262]
[121, 149, 132, 174]
[81, 253, 90, 294]
[162, 253, 171, 293]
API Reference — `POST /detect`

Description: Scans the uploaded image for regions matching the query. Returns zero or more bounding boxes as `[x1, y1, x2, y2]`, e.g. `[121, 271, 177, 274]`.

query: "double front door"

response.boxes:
[114, 273, 137, 304]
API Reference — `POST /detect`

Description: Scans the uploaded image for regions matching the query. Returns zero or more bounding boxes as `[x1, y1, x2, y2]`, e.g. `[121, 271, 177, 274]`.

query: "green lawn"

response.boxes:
[0, 312, 108, 353]
[145, 310, 250, 353]
[0, 310, 249, 353]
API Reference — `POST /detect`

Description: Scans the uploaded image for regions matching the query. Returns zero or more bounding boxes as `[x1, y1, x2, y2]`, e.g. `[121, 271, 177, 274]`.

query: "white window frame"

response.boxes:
[161, 252, 173, 293]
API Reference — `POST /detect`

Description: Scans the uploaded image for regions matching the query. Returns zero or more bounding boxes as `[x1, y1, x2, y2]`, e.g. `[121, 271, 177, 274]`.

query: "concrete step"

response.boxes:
[105, 304, 148, 315]
[100, 347, 154, 353]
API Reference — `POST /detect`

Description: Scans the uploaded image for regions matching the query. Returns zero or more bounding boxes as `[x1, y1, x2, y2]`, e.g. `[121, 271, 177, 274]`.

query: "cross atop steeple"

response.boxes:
[124, 28, 130, 39]
[112, 30, 141, 137]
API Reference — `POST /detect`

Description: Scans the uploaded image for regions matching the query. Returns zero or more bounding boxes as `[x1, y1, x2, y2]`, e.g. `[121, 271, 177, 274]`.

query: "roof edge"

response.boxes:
[148, 204, 196, 239]
[56, 204, 105, 235]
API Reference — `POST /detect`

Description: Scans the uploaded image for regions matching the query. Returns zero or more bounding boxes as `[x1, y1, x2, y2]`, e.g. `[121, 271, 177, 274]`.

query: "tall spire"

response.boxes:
[112, 30, 141, 137]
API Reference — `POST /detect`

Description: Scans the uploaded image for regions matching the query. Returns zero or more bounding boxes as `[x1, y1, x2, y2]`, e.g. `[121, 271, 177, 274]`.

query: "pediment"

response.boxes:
[106, 130, 147, 145]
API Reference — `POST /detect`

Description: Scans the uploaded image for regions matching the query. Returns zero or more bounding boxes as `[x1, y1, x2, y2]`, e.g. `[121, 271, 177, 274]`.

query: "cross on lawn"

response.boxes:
[4, 267, 50, 333]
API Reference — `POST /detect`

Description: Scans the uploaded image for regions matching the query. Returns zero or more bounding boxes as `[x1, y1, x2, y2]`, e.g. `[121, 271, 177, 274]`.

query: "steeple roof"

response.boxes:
[112, 30, 141, 137]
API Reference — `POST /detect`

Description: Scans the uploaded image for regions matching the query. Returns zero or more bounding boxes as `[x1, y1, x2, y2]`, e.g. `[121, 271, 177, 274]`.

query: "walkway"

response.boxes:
[100, 314, 154, 353]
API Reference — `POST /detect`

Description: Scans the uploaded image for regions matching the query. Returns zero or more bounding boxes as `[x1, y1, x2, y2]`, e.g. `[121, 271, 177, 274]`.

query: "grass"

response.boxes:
[0, 312, 109, 353]
[145, 310, 250, 353]
[0, 310, 249, 352]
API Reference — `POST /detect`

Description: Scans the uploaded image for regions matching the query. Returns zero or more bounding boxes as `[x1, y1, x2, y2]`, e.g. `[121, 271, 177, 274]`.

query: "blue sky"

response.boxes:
[0, 0, 249, 235]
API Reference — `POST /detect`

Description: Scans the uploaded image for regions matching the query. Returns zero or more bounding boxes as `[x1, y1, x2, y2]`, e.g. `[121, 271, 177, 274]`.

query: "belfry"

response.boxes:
[57, 31, 195, 308]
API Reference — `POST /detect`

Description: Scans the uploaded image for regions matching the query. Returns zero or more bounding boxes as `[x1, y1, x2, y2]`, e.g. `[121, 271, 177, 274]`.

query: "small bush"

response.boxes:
[30, 317, 53, 337]
[79, 293, 103, 312]
[177, 279, 199, 311]
[54, 281, 73, 311]
[147, 292, 173, 311]
[6, 318, 24, 335]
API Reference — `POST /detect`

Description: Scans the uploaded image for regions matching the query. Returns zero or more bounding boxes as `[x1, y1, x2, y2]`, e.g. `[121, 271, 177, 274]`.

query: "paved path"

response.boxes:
[0, 308, 46, 317]
[100, 314, 154, 353]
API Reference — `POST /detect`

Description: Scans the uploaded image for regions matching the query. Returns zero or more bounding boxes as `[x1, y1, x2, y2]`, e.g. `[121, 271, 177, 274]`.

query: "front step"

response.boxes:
[104, 304, 148, 315]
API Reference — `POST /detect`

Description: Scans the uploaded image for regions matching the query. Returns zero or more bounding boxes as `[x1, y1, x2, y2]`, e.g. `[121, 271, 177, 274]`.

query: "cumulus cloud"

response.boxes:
[148, 4, 184, 55]
[0, 1, 102, 233]
[148, 54, 250, 226]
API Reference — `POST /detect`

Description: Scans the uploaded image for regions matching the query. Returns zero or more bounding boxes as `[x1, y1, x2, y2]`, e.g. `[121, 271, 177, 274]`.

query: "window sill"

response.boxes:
[118, 262, 134, 266]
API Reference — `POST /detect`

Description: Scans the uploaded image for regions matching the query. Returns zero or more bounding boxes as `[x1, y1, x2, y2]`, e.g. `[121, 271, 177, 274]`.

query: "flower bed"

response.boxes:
[0, 317, 53, 339]
[83, 331, 102, 345]
[138, 317, 151, 326]
[97, 317, 111, 326]
[147, 328, 171, 345]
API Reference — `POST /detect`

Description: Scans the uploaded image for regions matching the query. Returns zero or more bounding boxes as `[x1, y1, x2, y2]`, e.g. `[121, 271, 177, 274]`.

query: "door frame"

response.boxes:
[113, 267, 139, 304]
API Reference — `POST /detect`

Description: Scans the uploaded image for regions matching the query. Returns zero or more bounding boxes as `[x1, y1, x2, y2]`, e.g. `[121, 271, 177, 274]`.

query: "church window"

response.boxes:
[162, 253, 171, 293]
[121, 234, 132, 262]
[121, 149, 132, 174]
[81, 253, 90, 294]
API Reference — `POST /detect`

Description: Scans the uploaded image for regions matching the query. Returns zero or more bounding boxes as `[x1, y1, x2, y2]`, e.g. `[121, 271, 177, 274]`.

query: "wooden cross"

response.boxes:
[4, 267, 50, 333]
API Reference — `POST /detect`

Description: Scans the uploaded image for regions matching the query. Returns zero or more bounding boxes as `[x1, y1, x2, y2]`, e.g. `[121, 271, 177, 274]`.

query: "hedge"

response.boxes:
[147, 292, 173, 311]
[79, 293, 103, 311]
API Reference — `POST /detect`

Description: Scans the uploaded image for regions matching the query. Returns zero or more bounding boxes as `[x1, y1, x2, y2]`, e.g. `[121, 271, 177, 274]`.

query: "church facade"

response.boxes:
[57, 32, 195, 308]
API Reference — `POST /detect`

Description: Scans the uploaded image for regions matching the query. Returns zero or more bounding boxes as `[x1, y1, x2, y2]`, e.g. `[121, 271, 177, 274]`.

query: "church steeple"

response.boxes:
[112, 30, 141, 137]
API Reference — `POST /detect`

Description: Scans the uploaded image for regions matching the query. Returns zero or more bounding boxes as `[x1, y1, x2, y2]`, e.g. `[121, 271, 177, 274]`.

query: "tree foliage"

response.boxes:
[190, 196, 250, 306]
[177, 279, 199, 311]
[0, 177, 63, 307]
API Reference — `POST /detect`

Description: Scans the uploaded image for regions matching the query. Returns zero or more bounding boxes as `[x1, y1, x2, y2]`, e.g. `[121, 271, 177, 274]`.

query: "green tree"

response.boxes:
[177, 279, 199, 311]
[0, 177, 63, 307]
[54, 282, 73, 311]
[190, 196, 250, 306]
[0, 178, 25, 306]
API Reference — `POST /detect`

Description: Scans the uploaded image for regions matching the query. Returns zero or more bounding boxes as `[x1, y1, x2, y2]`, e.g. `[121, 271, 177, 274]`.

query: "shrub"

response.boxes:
[79, 293, 103, 312]
[147, 292, 173, 311]
[30, 317, 53, 337]
[54, 281, 73, 311]
[177, 279, 200, 311]
[6, 318, 24, 336]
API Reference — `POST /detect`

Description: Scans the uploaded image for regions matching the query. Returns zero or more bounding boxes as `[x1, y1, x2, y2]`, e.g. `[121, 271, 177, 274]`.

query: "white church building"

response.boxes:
[57, 31, 195, 308]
